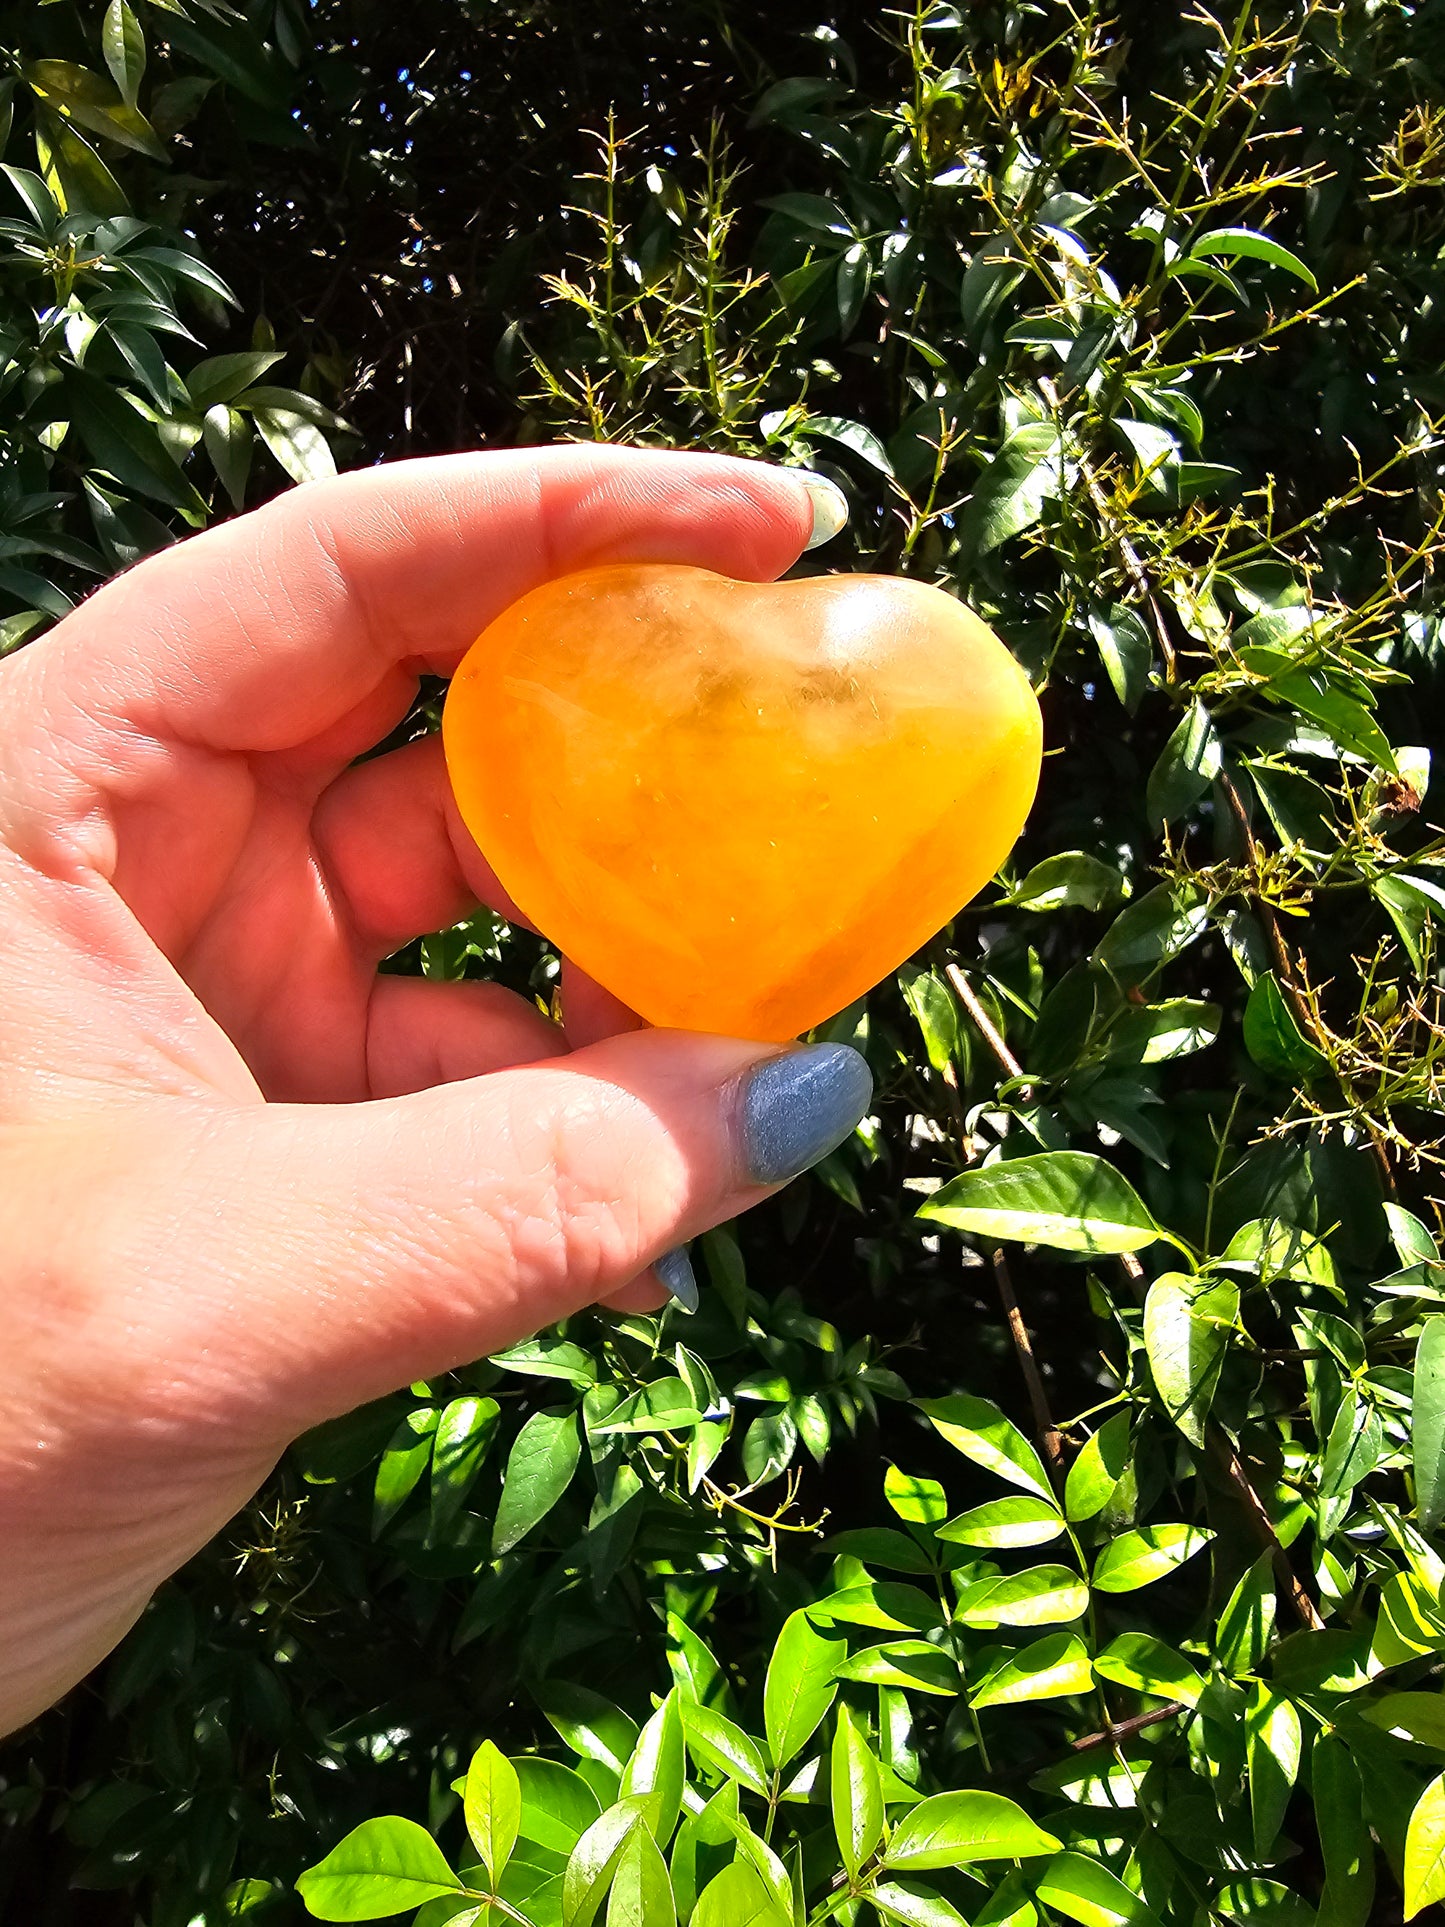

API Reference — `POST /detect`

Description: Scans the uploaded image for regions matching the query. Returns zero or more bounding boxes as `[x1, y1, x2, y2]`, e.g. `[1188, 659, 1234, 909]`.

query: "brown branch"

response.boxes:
[1117, 1256, 1325, 1632]
[1118, 1250, 1147, 1297]
[991, 1249, 1064, 1487]
[945, 964, 1028, 1091]
[1003, 1701, 1186, 1781]
[1067, 1702, 1185, 1757]
[1205, 1432, 1325, 1631]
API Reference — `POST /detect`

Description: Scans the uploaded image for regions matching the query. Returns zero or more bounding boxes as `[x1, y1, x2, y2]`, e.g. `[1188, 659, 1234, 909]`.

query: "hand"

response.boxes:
[0, 446, 870, 1734]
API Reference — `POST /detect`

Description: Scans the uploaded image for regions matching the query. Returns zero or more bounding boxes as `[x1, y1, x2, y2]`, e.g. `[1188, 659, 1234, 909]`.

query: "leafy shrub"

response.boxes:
[5, 3, 1445, 1925]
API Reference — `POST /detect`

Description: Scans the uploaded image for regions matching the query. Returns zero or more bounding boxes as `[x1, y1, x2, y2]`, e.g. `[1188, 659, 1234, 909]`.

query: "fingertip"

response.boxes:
[600, 1274, 673, 1315]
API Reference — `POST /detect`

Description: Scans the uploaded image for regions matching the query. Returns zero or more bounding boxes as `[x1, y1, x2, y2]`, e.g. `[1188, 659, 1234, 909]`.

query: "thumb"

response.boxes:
[178, 1032, 871, 1437]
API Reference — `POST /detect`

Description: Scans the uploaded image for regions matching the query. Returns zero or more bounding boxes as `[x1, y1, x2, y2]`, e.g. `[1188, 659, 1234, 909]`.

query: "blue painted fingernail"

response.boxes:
[742, 1043, 873, 1185]
[656, 1244, 700, 1314]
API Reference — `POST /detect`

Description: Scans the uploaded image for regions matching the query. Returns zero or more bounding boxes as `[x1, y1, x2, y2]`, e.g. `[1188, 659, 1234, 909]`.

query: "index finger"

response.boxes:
[34, 445, 822, 756]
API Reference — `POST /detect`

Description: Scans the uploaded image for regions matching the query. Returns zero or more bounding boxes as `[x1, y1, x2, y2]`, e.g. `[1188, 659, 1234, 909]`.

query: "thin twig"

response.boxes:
[1216, 767, 1396, 1193]
[1002, 1701, 1186, 1782]
[1116, 1256, 1325, 1629]
[1068, 1702, 1185, 1756]
[991, 1249, 1065, 1486]
[1038, 374, 1177, 679]
[946, 964, 1029, 1092]
[1205, 1432, 1325, 1631]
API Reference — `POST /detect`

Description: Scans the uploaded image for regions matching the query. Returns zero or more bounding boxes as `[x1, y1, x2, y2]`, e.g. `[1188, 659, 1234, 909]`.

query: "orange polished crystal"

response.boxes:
[443, 564, 1042, 1041]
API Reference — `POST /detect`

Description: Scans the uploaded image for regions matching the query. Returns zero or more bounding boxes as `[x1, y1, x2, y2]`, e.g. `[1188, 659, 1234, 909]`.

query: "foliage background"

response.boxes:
[4, 1, 1445, 1924]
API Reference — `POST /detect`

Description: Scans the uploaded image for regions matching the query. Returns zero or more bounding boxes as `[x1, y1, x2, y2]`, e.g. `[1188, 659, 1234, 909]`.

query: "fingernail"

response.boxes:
[742, 1043, 873, 1185]
[801, 473, 849, 550]
[656, 1244, 700, 1314]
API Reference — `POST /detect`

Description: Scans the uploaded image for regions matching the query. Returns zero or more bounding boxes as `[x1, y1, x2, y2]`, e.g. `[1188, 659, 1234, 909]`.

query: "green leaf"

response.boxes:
[741, 1406, 798, 1484]
[1146, 701, 1222, 828]
[202, 403, 252, 510]
[921, 1152, 1160, 1256]
[1213, 1880, 1316, 1927]
[1186, 225, 1318, 290]
[763, 1611, 844, 1771]
[65, 366, 205, 517]
[514, 1759, 600, 1856]
[691, 1862, 789, 1927]
[974, 1874, 1039, 1927]
[1064, 1413, 1131, 1522]
[1406, 1772, 1445, 1919]
[102, 2, 146, 109]
[726, 1821, 793, 1918]
[958, 423, 1061, 556]
[872, 1882, 973, 1927]
[762, 192, 854, 234]
[831, 1701, 885, 1878]
[594, 1378, 702, 1435]
[1092, 882, 1209, 979]
[25, 59, 165, 161]
[253, 405, 337, 485]
[899, 964, 961, 1073]
[462, 1740, 519, 1884]
[296, 1818, 461, 1922]
[797, 414, 893, 473]
[187, 349, 286, 409]
[1246, 1685, 1302, 1859]
[619, 1692, 685, 1842]
[1108, 997, 1220, 1064]
[1319, 1394, 1383, 1504]
[918, 1394, 1054, 1497]
[1388, 1204, 1441, 1269]
[492, 1335, 600, 1388]
[1414, 1319, 1445, 1533]
[1387, 1202, 1441, 1279]
[1144, 1274, 1238, 1446]
[1215, 1555, 1278, 1676]
[884, 1791, 1060, 1868]
[372, 1408, 439, 1537]
[605, 1823, 674, 1927]
[885, 1464, 950, 1525]
[563, 1801, 649, 1927]
[955, 1565, 1089, 1628]
[1362, 1693, 1445, 1752]
[808, 1582, 942, 1633]
[971, 1632, 1093, 1708]
[429, 1397, 499, 1539]
[1312, 1732, 1374, 1927]
[1221, 1218, 1338, 1291]
[1093, 1632, 1203, 1707]
[1004, 852, 1126, 915]
[1035, 1850, 1158, 1927]
[1093, 1525, 1213, 1592]
[680, 1700, 769, 1795]
[938, 1495, 1064, 1548]
[492, 1407, 580, 1555]
[2, 162, 61, 232]
[1249, 760, 1338, 852]
[1271, 668, 1395, 772]
[1088, 602, 1152, 712]
[828, 1528, 933, 1574]
[833, 1641, 959, 1695]
[537, 1686, 639, 1777]
[1243, 972, 1327, 1078]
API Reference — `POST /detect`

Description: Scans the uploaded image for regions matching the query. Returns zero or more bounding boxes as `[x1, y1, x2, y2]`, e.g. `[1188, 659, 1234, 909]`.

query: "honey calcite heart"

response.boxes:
[443, 564, 1042, 1042]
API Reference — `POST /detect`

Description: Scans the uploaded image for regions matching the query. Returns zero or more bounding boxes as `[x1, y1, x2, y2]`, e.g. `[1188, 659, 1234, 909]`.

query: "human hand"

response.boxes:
[0, 445, 870, 1734]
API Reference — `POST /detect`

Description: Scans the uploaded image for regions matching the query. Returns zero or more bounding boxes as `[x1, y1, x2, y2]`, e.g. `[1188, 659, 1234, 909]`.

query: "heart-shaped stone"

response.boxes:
[443, 564, 1042, 1040]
